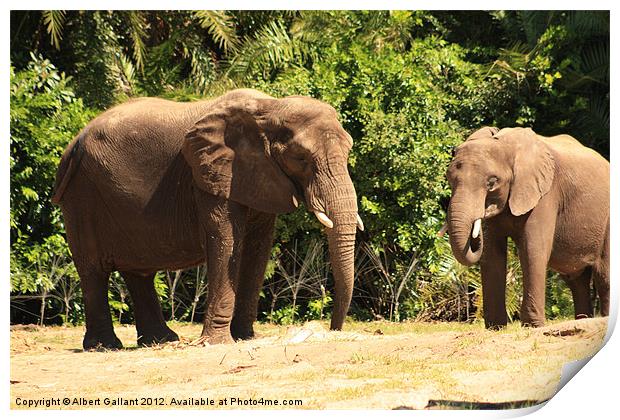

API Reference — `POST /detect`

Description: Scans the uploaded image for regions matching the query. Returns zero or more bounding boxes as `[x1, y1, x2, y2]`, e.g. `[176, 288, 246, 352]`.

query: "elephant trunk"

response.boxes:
[447, 192, 484, 266]
[326, 211, 356, 330]
[313, 177, 357, 331]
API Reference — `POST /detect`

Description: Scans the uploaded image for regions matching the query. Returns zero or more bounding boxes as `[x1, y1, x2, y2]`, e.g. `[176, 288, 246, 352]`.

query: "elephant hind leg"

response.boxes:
[75, 262, 123, 350]
[592, 224, 610, 316]
[592, 267, 610, 317]
[563, 269, 593, 320]
[122, 271, 179, 346]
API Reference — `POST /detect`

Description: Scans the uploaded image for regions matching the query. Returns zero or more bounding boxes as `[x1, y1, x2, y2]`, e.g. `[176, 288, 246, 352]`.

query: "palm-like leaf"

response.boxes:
[566, 10, 609, 38]
[194, 10, 240, 53]
[516, 10, 555, 48]
[561, 41, 609, 90]
[125, 11, 148, 71]
[415, 238, 523, 323]
[42, 10, 65, 49]
[489, 10, 609, 155]
[225, 20, 306, 80]
[117, 53, 136, 94]
[293, 10, 415, 53]
[179, 32, 216, 94]
[290, 11, 336, 44]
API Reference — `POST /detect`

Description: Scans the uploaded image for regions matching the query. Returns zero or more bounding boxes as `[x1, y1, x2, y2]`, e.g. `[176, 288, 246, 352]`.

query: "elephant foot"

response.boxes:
[485, 323, 507, 331]
[137, 328, 180, 347]
[484, 318, 507, 330]
[200, 330, 235, 345]
[208, 334, 235, 345]
[230, 322, 255, 341]
[575, 313, 591, 320]
[521, 320, 545, 328]
[83, 331, 123, 351]
[231, 329, 254, 341]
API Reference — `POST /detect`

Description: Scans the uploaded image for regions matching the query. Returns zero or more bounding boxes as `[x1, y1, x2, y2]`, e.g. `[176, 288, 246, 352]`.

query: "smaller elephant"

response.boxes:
[444, 127, 609, 328]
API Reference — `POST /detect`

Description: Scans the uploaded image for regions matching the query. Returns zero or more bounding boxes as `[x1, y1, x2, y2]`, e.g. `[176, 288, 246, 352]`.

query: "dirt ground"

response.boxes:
[10, 317, 607, 410]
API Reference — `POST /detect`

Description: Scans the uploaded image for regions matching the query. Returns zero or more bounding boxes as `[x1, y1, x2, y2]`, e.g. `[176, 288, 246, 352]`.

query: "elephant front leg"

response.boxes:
[480, 228, 508, 329]
[517, 217, 555, 328]
[201, 199, 248, 345]
[231, 210, 276, 340]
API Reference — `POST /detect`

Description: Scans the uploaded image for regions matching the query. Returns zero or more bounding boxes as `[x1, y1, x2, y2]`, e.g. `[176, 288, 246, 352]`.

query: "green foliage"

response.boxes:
[10, 234, 81, 325]
[488, 11, 609, 156]
[125, 11, 148, 71]
[305, 294, 333, 321]
[194, 11, 240, 53]
[416, 239, 481, 321]
[226, 19, 307, 81]
[10, 54, 94, 325]
[269, 305, 299, 325]
[42, 10, 65, 49]
[546, 272, 574, 319]
[64, 11, 128, 108]
[10, 53, 95, 248]
[11, 234, 73, 293]
[354, 243, 418, 322]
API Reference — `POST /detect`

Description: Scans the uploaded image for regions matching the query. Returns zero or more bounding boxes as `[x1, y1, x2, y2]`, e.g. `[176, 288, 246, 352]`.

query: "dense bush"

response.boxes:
[10, 10, 607, 326]
[10, 54, 95, 324]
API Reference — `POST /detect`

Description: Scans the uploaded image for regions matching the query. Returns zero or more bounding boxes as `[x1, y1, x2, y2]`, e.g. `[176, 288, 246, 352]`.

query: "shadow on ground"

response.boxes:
[419, 399, 546, 410]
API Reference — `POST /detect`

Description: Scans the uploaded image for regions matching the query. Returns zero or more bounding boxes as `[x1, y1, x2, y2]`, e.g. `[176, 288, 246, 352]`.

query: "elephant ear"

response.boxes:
[499, 128, 556, 216]
[182, 99, 299, 214]
[466, 126, 499, 141]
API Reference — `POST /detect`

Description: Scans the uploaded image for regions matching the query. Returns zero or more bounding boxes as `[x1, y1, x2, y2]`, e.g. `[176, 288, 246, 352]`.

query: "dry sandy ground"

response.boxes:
[10, 318, 607, 410]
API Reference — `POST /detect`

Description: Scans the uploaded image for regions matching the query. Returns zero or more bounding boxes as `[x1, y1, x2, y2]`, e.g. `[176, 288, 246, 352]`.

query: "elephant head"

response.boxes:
[445, 127, 555, 266]
[182, 89, 361, 330]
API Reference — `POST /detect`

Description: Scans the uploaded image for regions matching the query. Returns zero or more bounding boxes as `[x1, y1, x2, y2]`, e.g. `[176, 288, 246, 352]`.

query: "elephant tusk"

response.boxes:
[472, 219, 482, 239]
[292, 195, 299, 208]
[437, 222, 448, 238]
[356, 214, 365, 231]
[314, 211, 334, 229]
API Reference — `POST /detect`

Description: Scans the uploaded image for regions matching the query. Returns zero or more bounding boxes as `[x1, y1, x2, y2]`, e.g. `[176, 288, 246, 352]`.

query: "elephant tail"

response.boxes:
[51, 130, 86, 205]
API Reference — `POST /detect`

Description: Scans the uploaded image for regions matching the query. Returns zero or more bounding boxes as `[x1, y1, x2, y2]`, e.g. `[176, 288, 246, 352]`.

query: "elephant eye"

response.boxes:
[284, 146, 306, 161]
[487, 176, 499, 190]
[290, 154, 309, 166]
[284, 151, 310, 174]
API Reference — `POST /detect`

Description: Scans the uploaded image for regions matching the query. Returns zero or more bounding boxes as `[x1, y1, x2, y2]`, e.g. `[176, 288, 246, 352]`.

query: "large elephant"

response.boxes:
[444, 127, 609, 329]
[52, 89, 362, 349]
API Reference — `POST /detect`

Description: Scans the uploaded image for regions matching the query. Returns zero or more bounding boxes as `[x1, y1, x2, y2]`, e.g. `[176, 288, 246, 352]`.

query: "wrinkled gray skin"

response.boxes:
[52, 89, 359, 349]
[446, 127, 609, 329]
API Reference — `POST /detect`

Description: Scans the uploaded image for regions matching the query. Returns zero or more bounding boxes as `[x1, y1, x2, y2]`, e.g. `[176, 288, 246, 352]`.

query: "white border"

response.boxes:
[3, 2, 618, 419]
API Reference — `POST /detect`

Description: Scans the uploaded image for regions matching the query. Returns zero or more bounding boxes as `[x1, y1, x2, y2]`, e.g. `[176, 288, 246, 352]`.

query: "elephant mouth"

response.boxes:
[469, 229, 481, 253]
[313, 209, 364, 231]
[302, 190, 364, 231]
[470, 218, 482, 251]
[438, 219, 482, 255]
